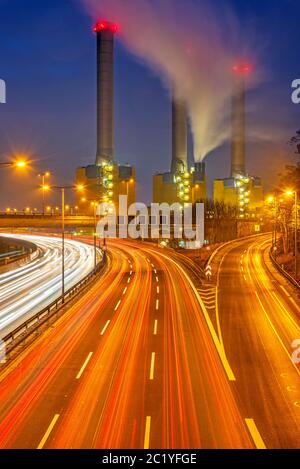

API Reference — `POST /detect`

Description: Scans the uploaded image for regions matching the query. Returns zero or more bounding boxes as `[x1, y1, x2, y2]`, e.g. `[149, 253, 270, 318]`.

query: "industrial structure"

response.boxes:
[153, 92, 206, 206]
[76, 20, 136, 213]
[214, 63, 264, 217]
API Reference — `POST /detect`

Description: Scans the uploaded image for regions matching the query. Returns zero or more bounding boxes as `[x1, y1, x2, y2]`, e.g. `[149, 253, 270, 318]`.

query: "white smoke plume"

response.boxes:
[81, 0, 263, 162]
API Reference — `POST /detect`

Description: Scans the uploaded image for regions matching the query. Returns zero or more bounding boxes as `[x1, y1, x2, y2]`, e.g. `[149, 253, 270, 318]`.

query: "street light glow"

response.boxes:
[285, 190, 294, 196]
[15, 160, 28, 168]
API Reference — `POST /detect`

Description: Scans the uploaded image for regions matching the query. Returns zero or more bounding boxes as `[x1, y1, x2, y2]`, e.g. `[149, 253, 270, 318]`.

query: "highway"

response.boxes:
[0, 234, 98, 339]
[0, 235, 299, 448]
[209, 235, 300, 448]
[0, 238, 253, 449]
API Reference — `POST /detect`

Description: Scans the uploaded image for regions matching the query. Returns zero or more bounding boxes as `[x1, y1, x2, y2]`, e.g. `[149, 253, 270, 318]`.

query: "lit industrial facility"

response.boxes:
[153, 92, 206, 206]
[213, 63, 264, 217]
[76, 20, 136, 213]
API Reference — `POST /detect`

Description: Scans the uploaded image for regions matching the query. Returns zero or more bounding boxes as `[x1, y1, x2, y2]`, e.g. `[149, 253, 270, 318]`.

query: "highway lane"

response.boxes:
[0, 234, 98, 339]
[0, 239, 254, 449]
[214, 235, 300, 448]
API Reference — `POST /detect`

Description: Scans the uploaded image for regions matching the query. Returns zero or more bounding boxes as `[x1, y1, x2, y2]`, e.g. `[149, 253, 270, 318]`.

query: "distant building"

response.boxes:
[214, 176, 264, 217]
[153, 163, 206, 206]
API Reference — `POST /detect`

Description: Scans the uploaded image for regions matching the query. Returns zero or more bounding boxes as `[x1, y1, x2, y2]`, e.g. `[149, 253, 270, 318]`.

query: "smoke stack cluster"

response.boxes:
[231, 64, 250, 178]
[171, 93, 188, 174]
[94, 20, 118, 165]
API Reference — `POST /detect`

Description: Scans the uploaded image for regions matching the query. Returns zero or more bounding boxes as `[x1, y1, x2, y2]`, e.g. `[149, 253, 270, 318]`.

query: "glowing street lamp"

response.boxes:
[0, 159, 29, 169]
[15, 160, 27, 169]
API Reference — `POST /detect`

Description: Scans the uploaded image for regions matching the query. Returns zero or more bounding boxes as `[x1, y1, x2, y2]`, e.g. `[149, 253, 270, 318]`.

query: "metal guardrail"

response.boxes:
[269, 249, 300, 290]
[1, 251, 108, 361]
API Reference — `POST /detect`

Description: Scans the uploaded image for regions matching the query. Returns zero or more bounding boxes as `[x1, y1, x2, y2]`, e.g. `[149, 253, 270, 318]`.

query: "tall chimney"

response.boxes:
[231, 63, 250, 178]
[94, 20, 118, 165]
[171, 93, 188, 174]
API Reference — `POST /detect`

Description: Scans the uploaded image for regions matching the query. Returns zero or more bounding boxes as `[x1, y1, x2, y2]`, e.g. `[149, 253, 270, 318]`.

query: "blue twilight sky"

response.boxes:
[0, 0, 299, 208]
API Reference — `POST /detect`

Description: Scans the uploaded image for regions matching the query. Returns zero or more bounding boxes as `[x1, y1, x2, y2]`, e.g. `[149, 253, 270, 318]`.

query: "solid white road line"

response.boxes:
[100, 320, 110, 336]
[37, 414, 60, 449]
[76, 352, 93, 380]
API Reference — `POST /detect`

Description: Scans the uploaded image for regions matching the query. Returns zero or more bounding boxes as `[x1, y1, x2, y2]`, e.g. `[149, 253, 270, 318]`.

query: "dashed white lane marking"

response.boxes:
[114, 300, 121, 311]
[156, 299, 159, 310]
[100, 320, 110, 336]
[76, 352, 93, 380]
[153, 320, 158, 335]
[123, 287, 127, 295]
[245, 418, 266, 449]
[149, 352, 156, 380]
[144, 416, 151, 449]
[37, 414, 60, 449]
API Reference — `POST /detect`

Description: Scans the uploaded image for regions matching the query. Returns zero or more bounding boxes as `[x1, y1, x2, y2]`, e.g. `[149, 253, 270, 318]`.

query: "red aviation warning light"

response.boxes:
[232, 63, 251, 74]
[93, 20, 119, 34]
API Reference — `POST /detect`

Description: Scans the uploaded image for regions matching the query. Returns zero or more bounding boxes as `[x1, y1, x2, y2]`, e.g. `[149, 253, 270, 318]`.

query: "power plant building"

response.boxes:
[153, 94, 206, 205]
[76, 20, 136, 212]
[213, 64, 264, 216]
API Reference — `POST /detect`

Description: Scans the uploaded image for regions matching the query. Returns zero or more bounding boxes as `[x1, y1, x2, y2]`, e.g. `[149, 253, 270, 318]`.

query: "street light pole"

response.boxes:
[61, 188, 65, 303]
[39, 172, 50, 216]
[42, 174, 45, 216]
[49, 184, 84, 304]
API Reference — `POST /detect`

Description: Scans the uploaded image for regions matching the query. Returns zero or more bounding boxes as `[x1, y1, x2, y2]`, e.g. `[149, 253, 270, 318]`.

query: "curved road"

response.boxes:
[0, 235, 299, 448]
[0, 238, 255, 449]
[0, 234, 98, 338]
[208, 234, 300, 448]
